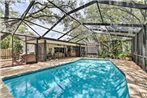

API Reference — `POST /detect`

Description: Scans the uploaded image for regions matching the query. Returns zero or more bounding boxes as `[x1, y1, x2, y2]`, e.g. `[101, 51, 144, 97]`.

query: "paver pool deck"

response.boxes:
[0, 57, 147, 98]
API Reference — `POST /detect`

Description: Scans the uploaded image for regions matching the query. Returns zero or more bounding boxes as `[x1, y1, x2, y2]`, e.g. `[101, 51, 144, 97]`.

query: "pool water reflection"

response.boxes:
[4, 59, 130, 98]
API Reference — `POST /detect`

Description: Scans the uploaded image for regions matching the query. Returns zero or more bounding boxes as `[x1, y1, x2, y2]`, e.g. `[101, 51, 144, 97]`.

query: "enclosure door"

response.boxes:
[26, 43, 37, 64]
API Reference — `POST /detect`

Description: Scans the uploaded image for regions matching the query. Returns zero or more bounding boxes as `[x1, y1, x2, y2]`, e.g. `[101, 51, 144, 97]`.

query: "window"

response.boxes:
[54, 47, 64, 53]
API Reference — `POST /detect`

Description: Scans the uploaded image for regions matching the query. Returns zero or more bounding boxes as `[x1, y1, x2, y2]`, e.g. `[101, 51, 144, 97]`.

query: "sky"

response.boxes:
[8, 0, 93, 39]
[2, 0, 144, 40]
[8, 0, 89, 40]
[10, 1, 68, 39]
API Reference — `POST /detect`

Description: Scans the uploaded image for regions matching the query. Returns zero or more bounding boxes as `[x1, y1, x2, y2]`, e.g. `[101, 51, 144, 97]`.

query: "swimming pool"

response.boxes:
[3, 59, 130, 98]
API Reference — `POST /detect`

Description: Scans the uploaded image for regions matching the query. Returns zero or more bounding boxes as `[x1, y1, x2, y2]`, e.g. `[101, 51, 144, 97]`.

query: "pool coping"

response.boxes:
[0, 58, 81, 98]
[2, 58, 118, 80]
[1, 58, 129, 98]
[0, 57, 147, 98]
[1, 58, 80, 79]
[3, 58, 126, 81]
[2, 59, 81, 81]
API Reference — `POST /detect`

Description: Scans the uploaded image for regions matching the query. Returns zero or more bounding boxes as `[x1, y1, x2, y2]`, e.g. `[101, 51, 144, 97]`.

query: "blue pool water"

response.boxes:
[4, 59, 129, 98]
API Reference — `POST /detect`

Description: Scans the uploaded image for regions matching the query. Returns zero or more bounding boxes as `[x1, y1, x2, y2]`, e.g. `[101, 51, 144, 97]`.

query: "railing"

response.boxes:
[133, 53, 147, 59]
[133, 53, 147, 72]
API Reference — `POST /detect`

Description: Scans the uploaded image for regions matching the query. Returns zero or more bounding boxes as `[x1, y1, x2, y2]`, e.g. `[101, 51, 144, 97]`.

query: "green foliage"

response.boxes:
[97, 35, 131, 60]
[118, 52, 131, 60]
[0, 36, 10, 49]
[13, 38, 23, 53]
[0, 35, 23, 53]
[1, 0, 146, 59]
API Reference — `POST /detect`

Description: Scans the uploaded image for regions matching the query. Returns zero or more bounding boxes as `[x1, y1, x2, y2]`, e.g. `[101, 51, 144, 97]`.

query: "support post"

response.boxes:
[87, 44, 88, 57]
[25, 36, 27, 64]
[136, 33, 139, 65]
[64, 45, 66, 57]
[131, 37, 135, 61]
[142, 25, 147, 71]
[12, 34, 14, 66]
[144, 2, 146, 71]
[36, 38, 38, 63]
[44, 39, 47, 61]
[79, 45, 81, 57]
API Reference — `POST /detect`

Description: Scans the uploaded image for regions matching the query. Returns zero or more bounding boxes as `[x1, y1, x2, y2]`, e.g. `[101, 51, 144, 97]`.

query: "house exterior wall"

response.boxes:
[85, 43, 98, 55]
[46, 43, 66, 56]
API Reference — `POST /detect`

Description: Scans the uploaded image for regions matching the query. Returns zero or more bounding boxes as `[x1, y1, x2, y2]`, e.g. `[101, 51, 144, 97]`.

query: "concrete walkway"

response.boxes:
[113, 59, 147, 98]
[0, 58, 147, 98]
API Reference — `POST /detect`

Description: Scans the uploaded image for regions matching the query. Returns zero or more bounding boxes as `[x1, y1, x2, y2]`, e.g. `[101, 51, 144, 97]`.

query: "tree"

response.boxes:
[70, 0, 146, 58]
[0, 35, 22, 53]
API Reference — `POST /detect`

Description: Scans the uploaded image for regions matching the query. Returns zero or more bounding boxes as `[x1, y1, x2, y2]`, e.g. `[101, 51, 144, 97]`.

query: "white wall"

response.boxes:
[87, 46, 98, 54]
[85, 43, 98, 54]
[27, 44, 35, 54]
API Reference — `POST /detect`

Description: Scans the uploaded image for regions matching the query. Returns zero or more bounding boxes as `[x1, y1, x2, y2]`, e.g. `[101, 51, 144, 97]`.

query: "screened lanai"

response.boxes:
[0, 0, 147, 71]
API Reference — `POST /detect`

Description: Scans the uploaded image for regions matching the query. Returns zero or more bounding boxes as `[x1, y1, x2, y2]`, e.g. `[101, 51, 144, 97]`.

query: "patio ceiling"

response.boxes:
[1, 0, 147, 44]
